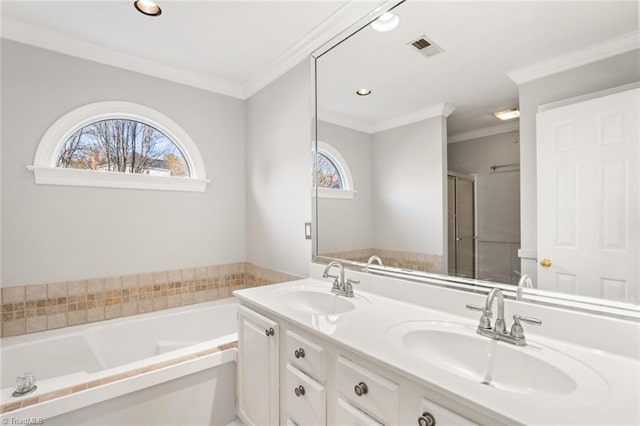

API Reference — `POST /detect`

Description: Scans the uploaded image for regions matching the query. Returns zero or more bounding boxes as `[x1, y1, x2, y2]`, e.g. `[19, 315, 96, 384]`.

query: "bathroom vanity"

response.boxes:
[233, 267, 640, 426]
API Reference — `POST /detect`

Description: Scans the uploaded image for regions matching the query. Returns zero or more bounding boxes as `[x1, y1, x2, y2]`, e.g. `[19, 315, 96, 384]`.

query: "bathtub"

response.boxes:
[0, 298, 238, 425]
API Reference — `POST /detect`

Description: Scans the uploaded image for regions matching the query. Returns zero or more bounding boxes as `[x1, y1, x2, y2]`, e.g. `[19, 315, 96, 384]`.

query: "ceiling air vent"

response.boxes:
[407, 35, 444, 58]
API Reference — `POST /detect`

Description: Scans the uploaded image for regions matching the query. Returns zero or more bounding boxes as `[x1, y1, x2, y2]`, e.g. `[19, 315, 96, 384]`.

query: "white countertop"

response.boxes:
[234, 278, 640, 426]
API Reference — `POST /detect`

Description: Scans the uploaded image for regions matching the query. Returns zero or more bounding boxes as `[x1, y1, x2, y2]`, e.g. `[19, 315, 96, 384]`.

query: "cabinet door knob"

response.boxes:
[265, 327, 274, 336]
[354, 382, 368, 396]
[418, 412, 436, 426]
[294, 348, 306, 359]
[294, 385, 305, 397]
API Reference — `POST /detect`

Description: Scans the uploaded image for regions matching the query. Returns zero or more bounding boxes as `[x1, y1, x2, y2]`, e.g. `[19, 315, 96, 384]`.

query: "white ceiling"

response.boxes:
[316, 1, 639, 136]
[1, 1, 637, 131]
[1, 0, 348, 97]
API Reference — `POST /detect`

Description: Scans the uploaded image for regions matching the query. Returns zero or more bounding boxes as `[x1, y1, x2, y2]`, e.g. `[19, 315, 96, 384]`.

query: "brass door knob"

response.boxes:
[540, 258, 552, 268]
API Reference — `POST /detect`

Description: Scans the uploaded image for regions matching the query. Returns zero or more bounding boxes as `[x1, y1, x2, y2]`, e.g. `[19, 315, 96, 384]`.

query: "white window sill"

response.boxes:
[27, 166, 209, 192]
[314, 188, 355, 199]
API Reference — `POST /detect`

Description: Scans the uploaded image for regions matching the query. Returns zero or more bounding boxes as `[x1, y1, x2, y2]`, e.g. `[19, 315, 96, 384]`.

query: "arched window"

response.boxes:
[29, 102, 208, 192]
[312, 141, 354, 199]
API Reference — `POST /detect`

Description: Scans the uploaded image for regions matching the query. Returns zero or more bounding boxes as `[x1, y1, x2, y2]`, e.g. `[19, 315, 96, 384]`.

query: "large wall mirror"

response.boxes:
[312, 0, 640, 315]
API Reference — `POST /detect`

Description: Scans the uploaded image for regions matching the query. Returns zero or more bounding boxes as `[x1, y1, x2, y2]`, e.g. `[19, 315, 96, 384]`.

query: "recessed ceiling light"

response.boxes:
[371, 12, 400, 32]
[134, 0, 162, 17]
[494, 108, 520, 120]
[356, 89, 372, 96]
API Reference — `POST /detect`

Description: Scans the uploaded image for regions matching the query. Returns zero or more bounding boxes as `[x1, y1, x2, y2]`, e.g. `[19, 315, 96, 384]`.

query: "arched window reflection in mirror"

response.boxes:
[312, 141, 354, 199]
[313, 152, 343, 189]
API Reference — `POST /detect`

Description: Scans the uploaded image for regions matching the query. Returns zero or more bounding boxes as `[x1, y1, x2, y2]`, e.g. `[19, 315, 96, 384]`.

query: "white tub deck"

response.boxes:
[0, 298, 238, 420]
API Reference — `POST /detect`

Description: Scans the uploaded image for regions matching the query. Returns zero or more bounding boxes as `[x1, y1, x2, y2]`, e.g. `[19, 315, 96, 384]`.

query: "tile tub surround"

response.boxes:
[0, 341, 237, 414]
[1, 263, 301, 337]
[319, 248, 443, 273]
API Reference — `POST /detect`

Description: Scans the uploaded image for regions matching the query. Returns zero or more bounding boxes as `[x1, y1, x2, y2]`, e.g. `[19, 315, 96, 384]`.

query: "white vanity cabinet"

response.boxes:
[284, 329, 327, 425]
[238, 304, 482, 426]
[336, 356, 400, 424]
[237, 306, 280, 426]
[285, 363, 326, 425]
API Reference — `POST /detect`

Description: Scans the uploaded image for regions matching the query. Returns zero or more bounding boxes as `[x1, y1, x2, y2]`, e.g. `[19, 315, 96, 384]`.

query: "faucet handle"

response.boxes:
[466, 304, 492, 329]
[347, 278, 360, 285]
[513, 314, 542, 326]
[465, 304, 491, 316]
[510, 314, 542, 339]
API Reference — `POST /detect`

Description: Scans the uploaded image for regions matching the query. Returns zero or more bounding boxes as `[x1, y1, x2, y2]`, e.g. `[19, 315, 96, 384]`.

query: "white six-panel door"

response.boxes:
[536, 87, 639, 303]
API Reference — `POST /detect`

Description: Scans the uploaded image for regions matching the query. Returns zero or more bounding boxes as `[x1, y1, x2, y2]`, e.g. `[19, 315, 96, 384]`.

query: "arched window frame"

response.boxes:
[28, 101, 209, 192]
[314, 141, 355, 199]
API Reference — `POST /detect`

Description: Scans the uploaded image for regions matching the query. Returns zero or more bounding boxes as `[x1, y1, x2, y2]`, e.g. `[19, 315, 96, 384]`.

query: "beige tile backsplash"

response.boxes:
[319, 248, 444, 273]
[1, 262, 301, 337]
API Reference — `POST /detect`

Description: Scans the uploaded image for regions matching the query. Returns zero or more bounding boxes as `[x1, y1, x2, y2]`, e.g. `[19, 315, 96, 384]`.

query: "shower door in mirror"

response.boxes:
[448, 176, 476, 279]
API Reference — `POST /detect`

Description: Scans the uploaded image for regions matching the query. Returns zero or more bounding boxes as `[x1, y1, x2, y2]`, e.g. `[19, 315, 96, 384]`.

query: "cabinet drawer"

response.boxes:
[420, 398, 477, 426]
[336, 398, 383, 426]
[285, 364, 326, 426]
[337, 357, 399, 425]
[286, 329, 327, 382]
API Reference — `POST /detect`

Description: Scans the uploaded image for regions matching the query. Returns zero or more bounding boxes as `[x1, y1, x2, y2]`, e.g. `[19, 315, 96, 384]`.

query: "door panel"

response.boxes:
[536, 88, 639, 303]
[238, 306, 279, 426]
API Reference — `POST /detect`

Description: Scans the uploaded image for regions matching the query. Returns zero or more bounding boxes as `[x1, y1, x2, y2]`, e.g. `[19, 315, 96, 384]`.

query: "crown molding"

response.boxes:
[1, 1, 386, 101]
[318, 102, 456, 135]
[243, 0, 386, 98]
[448, 121, 519, 144]
[0, 17, 246, 99]
[372, 103, 456, 133]
[317, 109, 374, 134]
[507, 30, 640, 85]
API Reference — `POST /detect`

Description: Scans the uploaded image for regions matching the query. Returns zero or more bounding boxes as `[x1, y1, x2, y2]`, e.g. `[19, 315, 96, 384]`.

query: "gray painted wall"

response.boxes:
[448, 130, 520, 243]
[372, 116, 447, 257]
[1, 40, 246, 286]
[245, 60, 312, 277]
[518, 51, 640, 279]
[316, 121, 373, 254]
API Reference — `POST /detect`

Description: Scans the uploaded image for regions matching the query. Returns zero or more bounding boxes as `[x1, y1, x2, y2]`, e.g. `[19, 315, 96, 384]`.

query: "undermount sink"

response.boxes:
[278, 290, 357, 315]
[389, 321, 609, 396]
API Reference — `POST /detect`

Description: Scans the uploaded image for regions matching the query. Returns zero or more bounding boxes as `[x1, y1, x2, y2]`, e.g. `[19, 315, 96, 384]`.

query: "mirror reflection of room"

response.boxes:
[314, 1, 639, 304]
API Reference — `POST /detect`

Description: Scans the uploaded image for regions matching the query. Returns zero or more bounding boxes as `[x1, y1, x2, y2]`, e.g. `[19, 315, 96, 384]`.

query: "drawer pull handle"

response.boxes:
[294, 348, 306, 359]
[354, 382, 368, 396]
[418, 411, 436, 426]
[265, 328, 275, 337]
[294, 385, 305, 397]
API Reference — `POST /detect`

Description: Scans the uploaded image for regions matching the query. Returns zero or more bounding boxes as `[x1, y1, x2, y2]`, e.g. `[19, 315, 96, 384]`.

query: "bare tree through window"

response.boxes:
[57, 119, 189, 177]
[312, 151, 343, 189]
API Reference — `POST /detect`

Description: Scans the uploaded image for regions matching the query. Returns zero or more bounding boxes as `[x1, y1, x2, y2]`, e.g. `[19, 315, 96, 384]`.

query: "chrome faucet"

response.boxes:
[467, 288, 542, 346]
[322, 260, 359, 297]
[365, 255, 383, 273]
[516, 274, 533, 301]
[13, 372, 37, 397]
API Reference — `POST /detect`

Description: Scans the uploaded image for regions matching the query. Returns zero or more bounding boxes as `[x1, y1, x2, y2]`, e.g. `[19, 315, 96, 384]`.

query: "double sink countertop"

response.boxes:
[234, 278, 640, 426]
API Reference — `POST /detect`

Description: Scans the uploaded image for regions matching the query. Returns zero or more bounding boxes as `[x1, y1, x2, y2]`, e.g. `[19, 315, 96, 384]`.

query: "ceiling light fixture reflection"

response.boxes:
[371, 12, 400, 32]
[494, 108, 520, 120]
[134, 0, 162, 16]
[356, 89, 372, 96]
